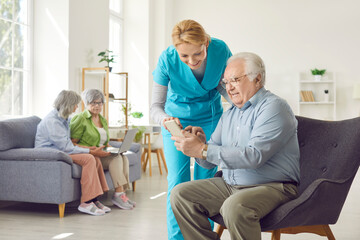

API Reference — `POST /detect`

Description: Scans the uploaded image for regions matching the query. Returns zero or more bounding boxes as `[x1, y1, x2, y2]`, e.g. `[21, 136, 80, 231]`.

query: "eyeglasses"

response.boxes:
[90, 101, 103, 106]
[221, 73, 255, 87]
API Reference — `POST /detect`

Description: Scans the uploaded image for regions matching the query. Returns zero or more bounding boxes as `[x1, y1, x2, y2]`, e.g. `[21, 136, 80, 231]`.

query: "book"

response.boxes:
[300, 90, 315, 102]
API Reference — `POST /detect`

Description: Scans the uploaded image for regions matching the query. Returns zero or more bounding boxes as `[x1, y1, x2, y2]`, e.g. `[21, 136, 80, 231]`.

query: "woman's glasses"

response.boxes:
[90, 101, 103, 106]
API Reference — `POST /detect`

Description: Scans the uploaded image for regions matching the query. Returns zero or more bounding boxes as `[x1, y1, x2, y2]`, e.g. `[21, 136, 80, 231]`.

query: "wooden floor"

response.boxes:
[0, 167, 359, 240]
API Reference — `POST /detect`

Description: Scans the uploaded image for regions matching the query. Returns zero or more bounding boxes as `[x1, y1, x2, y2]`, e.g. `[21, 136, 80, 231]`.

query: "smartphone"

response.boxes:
[164, 120, 183, 137]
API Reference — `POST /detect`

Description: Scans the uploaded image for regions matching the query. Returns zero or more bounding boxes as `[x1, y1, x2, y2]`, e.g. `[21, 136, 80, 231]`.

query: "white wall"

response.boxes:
[33, 0, 69, 118]
[32, 0, 360, 121]
[123, 0, 151, 125]
[69, 0, 109, 92]
[32, 0, 110, 118]
[163, 0, 360, 120]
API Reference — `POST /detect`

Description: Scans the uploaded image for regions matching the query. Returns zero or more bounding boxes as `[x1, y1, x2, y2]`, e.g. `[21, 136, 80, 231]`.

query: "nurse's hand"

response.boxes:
[184, 126, 206, 143]
[162, 117, 183, 130]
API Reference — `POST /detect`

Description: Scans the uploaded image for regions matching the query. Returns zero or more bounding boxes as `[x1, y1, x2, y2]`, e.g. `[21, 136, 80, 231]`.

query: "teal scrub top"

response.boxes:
[152, 38, 232, 126]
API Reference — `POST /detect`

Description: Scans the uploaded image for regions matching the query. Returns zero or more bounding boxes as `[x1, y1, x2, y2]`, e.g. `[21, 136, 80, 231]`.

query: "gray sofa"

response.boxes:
[0, 116, 141, 217]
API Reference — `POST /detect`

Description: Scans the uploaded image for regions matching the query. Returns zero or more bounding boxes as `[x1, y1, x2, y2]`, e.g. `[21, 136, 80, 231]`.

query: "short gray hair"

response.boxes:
[53, 90, 81, 119]
[81, 89, 105, 107]
[227, 52, 266, 86]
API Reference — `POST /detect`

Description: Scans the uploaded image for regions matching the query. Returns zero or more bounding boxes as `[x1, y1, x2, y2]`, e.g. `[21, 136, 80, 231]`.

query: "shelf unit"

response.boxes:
[298, 72, 336, 120]
[81, 67, 129, 128]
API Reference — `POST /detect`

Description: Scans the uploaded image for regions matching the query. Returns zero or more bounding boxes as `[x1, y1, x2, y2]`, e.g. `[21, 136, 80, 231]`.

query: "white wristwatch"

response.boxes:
[201, 144, 208, 160]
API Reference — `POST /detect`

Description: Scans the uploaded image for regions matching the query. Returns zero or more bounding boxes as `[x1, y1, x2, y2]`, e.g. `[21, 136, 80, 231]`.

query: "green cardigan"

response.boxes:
[70, 110, 109, 147]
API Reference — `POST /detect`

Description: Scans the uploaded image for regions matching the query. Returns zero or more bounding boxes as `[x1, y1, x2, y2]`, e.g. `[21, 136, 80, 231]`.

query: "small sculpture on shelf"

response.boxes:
[324, 89, 330, 102]
[311, 68, 326, 81]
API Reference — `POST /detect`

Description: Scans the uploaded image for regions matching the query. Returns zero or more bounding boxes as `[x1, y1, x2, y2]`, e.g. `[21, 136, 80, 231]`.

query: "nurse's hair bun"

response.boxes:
[172, 19, 210, 47]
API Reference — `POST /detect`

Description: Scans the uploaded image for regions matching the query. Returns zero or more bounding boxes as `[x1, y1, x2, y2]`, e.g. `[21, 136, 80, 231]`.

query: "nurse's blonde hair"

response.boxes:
[172, 19, 211, 47]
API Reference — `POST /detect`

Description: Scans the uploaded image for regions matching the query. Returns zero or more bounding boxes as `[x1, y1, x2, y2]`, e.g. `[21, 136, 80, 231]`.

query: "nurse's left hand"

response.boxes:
[172, 130, 204, 159]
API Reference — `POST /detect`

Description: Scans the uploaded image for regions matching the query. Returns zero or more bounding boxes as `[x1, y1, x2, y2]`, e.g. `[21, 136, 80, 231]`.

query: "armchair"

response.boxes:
[210, 116, 360, 239]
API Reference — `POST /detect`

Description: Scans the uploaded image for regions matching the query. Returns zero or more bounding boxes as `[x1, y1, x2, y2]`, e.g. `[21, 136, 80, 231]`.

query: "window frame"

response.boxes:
[0, 0, 33, 117]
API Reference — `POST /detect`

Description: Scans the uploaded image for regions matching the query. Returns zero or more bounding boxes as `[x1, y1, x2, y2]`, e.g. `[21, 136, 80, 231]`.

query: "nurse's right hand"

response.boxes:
[162, 117, 183, 130]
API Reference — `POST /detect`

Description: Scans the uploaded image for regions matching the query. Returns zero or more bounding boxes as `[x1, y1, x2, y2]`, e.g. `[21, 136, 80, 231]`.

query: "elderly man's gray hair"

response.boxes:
[227, 52, 266, 86]
[81, 89, 105, 106]
[53, 90, 81, 119]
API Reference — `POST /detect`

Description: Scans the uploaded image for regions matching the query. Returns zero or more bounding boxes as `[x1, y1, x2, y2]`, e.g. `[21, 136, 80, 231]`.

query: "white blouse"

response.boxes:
[97, 127, 108, 146]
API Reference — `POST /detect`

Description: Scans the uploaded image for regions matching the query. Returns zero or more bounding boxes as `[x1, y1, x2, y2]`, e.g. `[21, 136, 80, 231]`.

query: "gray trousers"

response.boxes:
[170, 177, 298, 240]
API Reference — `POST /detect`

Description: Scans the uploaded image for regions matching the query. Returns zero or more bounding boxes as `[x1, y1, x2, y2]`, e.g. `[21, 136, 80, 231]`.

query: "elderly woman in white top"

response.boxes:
[35, 90, 111, 216]
[70, 89, 135, 210]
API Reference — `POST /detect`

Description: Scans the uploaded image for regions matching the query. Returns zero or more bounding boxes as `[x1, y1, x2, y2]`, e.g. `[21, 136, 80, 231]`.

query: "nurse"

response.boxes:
[150, 19, 232, 239]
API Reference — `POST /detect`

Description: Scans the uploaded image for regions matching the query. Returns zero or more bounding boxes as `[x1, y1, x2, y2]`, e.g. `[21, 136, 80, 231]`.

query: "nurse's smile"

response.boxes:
[176, 43, 207, 70]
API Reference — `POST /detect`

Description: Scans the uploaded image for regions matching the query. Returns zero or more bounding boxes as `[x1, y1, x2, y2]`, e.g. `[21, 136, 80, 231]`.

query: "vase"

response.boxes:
[314, 75, 322, 81]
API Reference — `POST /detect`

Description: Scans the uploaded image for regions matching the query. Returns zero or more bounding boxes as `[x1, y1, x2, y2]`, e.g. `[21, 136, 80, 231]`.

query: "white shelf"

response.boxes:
[299, 80, 334, 84]
[300, 101, 335, 105]
[298, 72, 336, 120]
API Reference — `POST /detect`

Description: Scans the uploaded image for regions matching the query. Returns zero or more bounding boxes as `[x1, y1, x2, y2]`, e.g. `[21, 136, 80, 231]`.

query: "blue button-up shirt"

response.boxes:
[35, 109, 89, 155]
[196, 87, 300, 185]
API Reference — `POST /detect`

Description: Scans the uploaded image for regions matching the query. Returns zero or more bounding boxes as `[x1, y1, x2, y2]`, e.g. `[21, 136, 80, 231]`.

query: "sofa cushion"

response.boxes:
[0, 116, 41, 151]
[0, 148, 72, 164]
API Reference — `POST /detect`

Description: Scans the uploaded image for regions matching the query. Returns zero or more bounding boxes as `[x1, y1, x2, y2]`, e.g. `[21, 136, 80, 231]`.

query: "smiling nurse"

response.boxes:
[150, 19, 232, 240]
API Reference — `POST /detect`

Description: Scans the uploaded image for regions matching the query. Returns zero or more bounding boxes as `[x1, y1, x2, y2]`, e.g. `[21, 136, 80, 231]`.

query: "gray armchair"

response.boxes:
[210, 116, 360, 239]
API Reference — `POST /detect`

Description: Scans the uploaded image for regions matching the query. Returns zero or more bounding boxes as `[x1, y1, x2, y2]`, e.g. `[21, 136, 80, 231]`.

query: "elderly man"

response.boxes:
[170, 52, 300, 240]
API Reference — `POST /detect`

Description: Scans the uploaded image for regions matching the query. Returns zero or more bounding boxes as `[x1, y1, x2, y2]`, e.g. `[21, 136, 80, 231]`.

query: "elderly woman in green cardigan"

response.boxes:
[70, 89, 135, 210]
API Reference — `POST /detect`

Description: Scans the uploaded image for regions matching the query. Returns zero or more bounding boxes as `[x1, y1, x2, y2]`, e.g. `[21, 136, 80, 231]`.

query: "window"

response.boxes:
[0, 0, 32, 117]
[108, 0, 125, 126]
[109, 0, 123, 72]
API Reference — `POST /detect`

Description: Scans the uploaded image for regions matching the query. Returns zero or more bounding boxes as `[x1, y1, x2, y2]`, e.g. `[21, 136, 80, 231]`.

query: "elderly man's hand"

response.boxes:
[171, 130, 205, 159]
[184, 126, 206, 143]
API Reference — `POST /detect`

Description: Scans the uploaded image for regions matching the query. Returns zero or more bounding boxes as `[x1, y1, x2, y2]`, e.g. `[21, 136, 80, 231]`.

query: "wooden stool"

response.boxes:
[141, 132, 167, 176]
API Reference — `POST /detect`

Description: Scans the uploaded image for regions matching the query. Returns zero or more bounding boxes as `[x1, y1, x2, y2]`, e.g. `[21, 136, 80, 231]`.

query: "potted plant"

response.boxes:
[311, 68, 326, 81]
[121, 103, 145, 142]
[98, 49, 116, 72]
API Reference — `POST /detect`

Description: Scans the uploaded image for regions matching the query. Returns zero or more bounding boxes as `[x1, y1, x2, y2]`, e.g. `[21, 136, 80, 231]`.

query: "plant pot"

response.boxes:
[106, 67, 112, 72]
[314, 75, 322, 81]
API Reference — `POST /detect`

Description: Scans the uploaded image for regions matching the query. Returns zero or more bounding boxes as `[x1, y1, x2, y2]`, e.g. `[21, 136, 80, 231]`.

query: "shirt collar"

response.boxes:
[248, 87, 267, 107]
[51, 108, 68, 125]
[83, 109, 92, 119]
[231, 87, 267, 111]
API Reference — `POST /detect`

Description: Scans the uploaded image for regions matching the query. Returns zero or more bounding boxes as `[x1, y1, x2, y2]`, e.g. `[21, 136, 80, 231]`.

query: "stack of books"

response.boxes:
[300, 90, 315, 102]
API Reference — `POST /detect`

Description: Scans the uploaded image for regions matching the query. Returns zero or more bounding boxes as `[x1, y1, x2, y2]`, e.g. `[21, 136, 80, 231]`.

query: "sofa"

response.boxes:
[0, 116, 141, 218]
